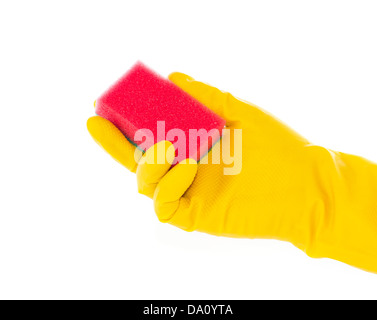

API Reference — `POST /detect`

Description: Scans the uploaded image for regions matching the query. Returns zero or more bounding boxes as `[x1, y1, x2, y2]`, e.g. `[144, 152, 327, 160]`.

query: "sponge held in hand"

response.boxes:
[95, 62, 226, 164]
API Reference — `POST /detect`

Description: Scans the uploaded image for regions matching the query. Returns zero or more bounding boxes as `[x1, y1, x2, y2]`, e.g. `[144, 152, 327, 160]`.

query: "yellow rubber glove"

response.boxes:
[87, 72, 377, 273]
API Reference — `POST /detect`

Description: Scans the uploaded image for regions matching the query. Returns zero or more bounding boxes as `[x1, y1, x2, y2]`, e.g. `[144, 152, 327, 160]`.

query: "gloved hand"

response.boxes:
[87, 72, 377, 273]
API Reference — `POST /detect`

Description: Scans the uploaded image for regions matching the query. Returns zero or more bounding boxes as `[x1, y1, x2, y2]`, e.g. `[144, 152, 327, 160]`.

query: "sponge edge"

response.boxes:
[95, 62, 226, 164]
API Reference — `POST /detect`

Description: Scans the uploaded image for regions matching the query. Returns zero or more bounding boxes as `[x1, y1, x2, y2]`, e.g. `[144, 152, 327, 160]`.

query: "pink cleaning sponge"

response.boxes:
[95, 62, 225, 164]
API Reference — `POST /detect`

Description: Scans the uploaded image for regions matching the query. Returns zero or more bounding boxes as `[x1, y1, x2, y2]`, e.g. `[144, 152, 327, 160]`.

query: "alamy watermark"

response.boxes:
[134, 121, 242, 175]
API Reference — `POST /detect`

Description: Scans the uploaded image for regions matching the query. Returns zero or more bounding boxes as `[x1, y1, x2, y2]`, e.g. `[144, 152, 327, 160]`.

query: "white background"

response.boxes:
[1, 0, 377, 300]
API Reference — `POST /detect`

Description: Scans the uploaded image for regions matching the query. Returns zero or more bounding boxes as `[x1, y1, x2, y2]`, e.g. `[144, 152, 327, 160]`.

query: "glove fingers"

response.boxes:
[136, 141, 175, 198]
[168, 72, 242, 125]
[87, 116, 142, 173]
[153, 158, 198, 224]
